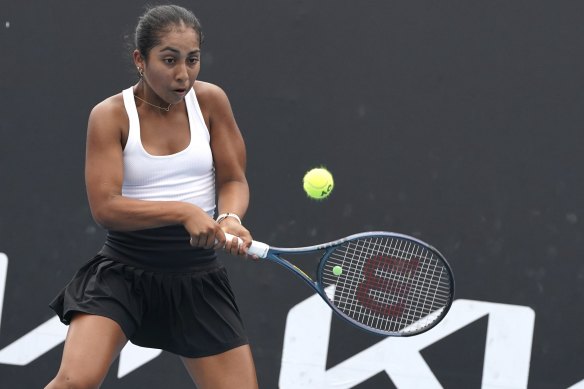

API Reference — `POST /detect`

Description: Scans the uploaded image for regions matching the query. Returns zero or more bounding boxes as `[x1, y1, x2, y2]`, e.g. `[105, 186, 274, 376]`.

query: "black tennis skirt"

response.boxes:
[49, 251, 249, 358]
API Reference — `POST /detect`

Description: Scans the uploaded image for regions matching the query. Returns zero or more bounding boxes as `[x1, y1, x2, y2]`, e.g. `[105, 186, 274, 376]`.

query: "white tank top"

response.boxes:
[121, 87, 216, 216]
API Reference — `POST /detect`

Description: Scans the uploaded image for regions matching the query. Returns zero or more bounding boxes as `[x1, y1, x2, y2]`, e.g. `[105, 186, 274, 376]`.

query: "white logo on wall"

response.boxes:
[0, 253, 583, 388]
[279, 289, 535, 388]
[0, 253, 160, 377]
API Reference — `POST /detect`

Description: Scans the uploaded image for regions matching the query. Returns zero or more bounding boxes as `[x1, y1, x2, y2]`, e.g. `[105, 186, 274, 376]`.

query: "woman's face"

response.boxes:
[138, 26, 201, 105]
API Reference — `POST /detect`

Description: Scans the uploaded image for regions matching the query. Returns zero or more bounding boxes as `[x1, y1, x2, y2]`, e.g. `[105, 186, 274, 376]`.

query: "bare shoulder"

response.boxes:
[193, 80, 231, 109]
[89, 93, 126, 124]
[193, 80, 227, 99]
[88, 92, 128, 136]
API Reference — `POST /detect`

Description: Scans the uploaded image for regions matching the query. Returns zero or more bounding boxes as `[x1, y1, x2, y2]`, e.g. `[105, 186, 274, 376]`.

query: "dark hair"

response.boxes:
[134, 4, 204, 58]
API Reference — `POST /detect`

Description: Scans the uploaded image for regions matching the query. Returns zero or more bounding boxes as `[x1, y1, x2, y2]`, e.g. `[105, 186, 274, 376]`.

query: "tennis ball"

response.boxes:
[303, 167, 334, 200]
[332, 265, 343, 276]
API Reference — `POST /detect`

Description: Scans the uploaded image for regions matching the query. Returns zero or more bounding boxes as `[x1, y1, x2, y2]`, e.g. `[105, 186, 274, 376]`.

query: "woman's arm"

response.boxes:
[197, 81, 253, 252]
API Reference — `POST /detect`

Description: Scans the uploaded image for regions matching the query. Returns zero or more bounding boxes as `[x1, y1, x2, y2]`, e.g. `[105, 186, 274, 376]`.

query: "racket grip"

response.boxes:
[224, 233, 269, 258]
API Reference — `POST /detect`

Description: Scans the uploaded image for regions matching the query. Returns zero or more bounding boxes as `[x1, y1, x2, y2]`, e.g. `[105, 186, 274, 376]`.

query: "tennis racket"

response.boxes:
[225, 231, 454, 336]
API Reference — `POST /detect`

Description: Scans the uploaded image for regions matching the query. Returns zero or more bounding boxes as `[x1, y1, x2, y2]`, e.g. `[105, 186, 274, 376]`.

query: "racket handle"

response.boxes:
[224, 233, 269, 258]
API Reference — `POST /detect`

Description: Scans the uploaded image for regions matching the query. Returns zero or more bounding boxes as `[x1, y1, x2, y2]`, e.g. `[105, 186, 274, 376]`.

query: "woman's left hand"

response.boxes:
[218, 219, 257, 260]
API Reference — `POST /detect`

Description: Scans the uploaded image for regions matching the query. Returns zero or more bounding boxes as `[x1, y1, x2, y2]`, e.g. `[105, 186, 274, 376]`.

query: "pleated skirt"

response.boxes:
[49, 253, 248, 358]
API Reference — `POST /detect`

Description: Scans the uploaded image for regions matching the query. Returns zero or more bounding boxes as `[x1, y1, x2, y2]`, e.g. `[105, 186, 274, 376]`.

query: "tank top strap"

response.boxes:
[185, 88, 210, 142]
[122, 87, 140, 151]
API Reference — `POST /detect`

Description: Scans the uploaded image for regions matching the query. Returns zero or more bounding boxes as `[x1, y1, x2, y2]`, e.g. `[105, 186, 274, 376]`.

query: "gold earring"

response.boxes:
[137, 67, 144, 78]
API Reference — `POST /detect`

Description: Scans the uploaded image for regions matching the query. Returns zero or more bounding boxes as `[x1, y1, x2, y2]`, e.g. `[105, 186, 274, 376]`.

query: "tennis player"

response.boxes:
[45, 5, 258, 388]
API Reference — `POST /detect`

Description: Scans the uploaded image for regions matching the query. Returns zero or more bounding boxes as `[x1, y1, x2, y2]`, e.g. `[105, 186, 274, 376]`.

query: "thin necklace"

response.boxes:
[134, 94, 172, 112]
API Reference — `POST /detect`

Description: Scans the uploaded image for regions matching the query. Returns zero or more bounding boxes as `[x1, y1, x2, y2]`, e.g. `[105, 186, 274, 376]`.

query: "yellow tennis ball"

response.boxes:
[303, 167, 334, 200]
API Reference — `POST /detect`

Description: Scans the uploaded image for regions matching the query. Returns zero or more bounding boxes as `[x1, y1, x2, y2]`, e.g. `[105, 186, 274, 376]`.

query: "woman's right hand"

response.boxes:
[183, 206, 226, 249]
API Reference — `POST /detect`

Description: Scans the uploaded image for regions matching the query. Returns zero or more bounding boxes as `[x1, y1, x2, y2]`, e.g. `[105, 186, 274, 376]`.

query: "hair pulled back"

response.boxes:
[134, 5, 203, 58]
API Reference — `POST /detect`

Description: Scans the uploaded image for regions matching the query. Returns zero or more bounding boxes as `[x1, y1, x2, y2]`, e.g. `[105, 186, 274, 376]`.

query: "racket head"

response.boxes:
[316, 231, 454, 336]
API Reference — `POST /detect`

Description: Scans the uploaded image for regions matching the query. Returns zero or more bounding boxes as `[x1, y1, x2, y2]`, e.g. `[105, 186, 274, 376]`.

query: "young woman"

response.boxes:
[45, 5, 258, 388]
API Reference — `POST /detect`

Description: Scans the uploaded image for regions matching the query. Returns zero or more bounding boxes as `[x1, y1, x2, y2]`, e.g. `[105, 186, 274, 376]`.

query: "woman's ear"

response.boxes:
[132, 49, 144, 69]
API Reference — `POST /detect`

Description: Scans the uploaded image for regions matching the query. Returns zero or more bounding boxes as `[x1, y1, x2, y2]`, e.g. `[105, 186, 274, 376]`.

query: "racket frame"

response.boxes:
[229, 231, 455, 336]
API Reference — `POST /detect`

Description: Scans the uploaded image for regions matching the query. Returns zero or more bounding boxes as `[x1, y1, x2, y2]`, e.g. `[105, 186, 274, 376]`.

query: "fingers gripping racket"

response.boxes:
[225, 231, 454, 336]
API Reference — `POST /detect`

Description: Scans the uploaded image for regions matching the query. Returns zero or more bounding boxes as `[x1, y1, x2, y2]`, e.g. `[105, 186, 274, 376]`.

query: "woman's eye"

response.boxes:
[188, 57, 200, 64]
[164, 58, 175, 64]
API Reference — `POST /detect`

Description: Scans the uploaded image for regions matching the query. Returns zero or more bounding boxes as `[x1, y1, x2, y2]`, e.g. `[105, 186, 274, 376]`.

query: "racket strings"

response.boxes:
[320, 236, 453, 335]
[364, 238, 450, 331]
